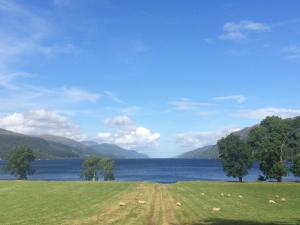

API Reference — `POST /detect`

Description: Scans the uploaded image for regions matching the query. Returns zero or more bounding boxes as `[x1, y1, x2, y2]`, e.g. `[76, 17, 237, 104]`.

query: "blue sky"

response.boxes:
[0, 0, 300, 157]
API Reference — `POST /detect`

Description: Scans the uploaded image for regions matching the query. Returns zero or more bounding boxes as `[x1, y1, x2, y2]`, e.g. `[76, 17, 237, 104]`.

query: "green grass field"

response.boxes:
[0, 181, 299, 225]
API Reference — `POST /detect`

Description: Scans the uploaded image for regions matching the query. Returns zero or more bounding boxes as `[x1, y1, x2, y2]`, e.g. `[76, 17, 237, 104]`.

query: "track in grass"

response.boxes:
[0, 181, 299, 225]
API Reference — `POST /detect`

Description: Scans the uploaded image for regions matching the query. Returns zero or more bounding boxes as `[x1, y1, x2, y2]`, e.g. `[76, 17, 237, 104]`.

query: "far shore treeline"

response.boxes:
[0, 116, 299, 182]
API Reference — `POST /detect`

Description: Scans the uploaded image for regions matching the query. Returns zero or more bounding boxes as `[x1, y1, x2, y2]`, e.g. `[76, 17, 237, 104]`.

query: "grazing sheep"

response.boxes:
[269, 200, 276, 204]
[176, 202, 182, 207]
[212, 207, 221, 212]
[281, 198, 286, 201]
[227, 194, 231, 197]
[138, 200, 146, 204]
[239, 195, 243, 198]
[119, 202, 126, 206]
[201, 193, 205, 196]
[220, 193, 224, 196]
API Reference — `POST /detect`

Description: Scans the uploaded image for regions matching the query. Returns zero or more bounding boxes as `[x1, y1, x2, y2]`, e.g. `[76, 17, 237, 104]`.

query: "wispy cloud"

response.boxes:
[282, 44, 300, 60]
[234, 107, 300, 120]
[176, 127, 241, 149]
[63, 87, 102, 102]
[0, 0, 75, 70]
[213, 95, 246, 103]
[169, 98, 214, 111]
[104, 115, 134, 128]
[219, 20, 271, 41]
[103, 91, 126, 104]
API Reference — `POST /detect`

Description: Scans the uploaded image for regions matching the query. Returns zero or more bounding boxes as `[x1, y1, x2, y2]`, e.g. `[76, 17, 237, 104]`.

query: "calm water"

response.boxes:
[0, 159, 298, 183]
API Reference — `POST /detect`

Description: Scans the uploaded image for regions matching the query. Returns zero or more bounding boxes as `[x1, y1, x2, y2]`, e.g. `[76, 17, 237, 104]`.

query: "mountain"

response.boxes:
[0, 129, 149, 159]
[177, 126, 255, 159]
[80, 142, 149, 159]
[178, 145, 218, 159]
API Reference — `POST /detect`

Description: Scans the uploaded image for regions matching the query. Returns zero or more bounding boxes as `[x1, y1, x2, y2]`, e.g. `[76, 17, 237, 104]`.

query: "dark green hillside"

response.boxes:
[0, 134, 82, 159]
[0, 129, 149, 159]
[82, 142, 149, 159]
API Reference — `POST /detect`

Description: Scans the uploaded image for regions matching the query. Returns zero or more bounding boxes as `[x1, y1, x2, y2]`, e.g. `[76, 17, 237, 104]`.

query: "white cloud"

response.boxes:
[98, 116, 160, 149]
[0, 109, 82, 139]
[98, 126, 160, 149]
[103, 91, 125, 104]
[219, 20, 271, 41]
[63, 87, 101, 102]
[104, 115, 133, 127]
[169, 98, 213, 111]
[234, 108, 300, 120]
[176, 128, 241, 149]
[213, 95, 246, 103]
[282, 44, 300, 60]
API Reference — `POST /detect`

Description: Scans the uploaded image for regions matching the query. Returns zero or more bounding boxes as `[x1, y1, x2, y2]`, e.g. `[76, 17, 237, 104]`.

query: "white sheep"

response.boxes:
[138, 200, 146, 204]
[176, 202, 182, 207]
[212, 207, 221, 212]
[220, 193, 224, 196]
[227, 193, 231, 197]
[239, 195, 243, 198]
[269, 200, 276, 204]
[201, 193, 205, 196]
[281, 198, 286, 201]
[119, 202, 126, 206]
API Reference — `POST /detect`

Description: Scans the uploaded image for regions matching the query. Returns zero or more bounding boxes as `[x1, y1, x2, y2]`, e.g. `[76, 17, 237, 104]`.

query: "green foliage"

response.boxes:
[269, 161, 288, 182]
[100, 158, 115, 181]
[80, 156, 101, 181]
[218, 134, 252, 182]
[291, 155, 300, 177]
[247, 116, 289, 181]
[81, 157, 115, 181]
[4, 145, 35, 180]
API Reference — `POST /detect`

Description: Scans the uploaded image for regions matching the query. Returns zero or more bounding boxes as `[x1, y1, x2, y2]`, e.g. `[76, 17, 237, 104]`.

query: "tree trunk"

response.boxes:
[238, 177, 243, 182]
[277, 176, 282, 182]
[93, 170, 96, 182]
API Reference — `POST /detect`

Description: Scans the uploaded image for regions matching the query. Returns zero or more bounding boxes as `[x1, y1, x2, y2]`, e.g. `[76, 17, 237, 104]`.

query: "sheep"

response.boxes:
[227, 193, 231, 197]
[201, 193, 205, 196]
[238, 195, 243, 198]
[212, 207, 221, 212]
[176, 202, 182, 207]
[220, 193, 224, 196]
[281, 198, 286, 201]
[119, 202, 126, 206]
[269, 200, 276, 204]
[138, 200, 146, 204]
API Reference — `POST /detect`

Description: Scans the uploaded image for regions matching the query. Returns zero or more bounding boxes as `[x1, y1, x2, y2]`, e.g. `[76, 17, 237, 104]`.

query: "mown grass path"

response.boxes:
[0, 181, 299, 225]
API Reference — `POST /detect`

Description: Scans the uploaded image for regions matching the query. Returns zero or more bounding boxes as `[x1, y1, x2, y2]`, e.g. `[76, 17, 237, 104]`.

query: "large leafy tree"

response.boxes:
[247, 116, 289, 182]
[100, 158, 115, 181]
[81, 157, 115, 181]
[218, 134, 253, 182]
[81, 156, 101, 181]
[4, 145, 35, 180]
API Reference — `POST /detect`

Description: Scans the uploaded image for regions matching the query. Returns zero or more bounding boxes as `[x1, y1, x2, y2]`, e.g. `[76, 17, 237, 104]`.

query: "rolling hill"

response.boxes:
[0, 129, 148, 159]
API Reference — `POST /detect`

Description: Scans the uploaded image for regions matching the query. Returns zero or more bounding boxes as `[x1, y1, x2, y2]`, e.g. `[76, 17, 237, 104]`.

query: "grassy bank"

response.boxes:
[0, 181, 299, 225]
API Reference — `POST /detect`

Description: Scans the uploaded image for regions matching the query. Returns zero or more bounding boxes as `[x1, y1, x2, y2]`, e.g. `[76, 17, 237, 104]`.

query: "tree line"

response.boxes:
[218, 116, 300, 182]
[2, 145, 115, 181]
